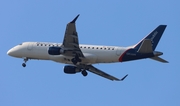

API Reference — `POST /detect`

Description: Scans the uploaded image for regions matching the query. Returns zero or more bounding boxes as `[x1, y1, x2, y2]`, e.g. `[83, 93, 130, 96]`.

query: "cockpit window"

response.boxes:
[19, 43, 22, 45]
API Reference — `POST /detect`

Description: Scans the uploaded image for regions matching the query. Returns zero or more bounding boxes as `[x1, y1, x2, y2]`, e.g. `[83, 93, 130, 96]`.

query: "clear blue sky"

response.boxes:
[1, 0, 179, 106]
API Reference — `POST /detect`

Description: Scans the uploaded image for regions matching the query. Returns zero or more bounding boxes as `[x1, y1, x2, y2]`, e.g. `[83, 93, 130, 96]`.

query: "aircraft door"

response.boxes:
[116, 47, 121, 56]
[27, 43, 33, 50]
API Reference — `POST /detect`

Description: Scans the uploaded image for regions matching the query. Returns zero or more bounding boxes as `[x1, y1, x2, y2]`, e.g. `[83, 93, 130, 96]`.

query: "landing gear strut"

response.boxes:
[22, 58, 28, 67]
[81, 70, 88, 76]
[71, 54, 81, 65]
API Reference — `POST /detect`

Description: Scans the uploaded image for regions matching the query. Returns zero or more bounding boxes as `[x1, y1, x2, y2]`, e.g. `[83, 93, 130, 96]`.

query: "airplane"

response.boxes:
[7, 14, 168, 81]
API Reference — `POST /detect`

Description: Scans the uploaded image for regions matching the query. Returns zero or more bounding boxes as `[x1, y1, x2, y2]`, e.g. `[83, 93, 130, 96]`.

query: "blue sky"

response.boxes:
[1, 0, 179, 106]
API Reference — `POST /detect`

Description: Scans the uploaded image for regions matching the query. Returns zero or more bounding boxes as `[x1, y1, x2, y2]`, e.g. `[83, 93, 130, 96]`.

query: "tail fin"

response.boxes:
[134, 25, 167, 51]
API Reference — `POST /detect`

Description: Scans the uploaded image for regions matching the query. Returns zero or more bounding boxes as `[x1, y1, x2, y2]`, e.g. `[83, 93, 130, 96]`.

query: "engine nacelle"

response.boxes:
[48, 47, 63, 55]
[64, 65, 80, 74]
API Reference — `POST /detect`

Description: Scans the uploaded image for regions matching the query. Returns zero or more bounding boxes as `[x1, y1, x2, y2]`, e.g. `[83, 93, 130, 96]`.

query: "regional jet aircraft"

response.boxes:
[7, 15, 168, 81]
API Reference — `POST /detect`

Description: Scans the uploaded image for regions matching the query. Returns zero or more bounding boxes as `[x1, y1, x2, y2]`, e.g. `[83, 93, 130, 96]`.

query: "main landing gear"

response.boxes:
[22, 58, 28, 67]
[81, 70, 88, 76]
[71, 54, 81, 65]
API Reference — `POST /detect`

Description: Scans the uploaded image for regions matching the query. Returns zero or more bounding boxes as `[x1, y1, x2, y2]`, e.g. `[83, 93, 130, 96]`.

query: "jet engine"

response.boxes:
[64, 65, 80, 74]
[48, 47, 64, 55]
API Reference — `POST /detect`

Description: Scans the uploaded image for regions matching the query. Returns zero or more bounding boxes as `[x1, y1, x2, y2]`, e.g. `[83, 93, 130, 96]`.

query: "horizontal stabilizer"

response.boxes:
[150, 56, 168, 63]
[137, 39, 153, 53]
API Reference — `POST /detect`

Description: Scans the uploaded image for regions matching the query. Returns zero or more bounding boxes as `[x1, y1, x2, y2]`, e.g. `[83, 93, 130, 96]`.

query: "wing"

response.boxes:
[62, 14, 84, 57]
[86, 65, 128, 81]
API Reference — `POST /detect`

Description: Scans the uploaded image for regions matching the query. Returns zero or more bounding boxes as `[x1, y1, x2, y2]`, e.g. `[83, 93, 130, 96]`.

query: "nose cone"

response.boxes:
[7, 47, 20, 57]
[7, 48, 15, 56]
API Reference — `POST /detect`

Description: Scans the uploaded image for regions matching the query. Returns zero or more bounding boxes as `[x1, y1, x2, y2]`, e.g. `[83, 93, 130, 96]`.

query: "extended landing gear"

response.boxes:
[81, 70, 88, 76]
[71, 58, 81, 65]
[22, 63, 26, 67]
[71, 54, 81, 65]
[22, 58, 28, 67]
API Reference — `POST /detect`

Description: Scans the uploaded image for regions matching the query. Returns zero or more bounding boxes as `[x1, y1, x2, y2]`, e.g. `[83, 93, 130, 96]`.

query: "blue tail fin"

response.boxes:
[134, 25, 167, 51]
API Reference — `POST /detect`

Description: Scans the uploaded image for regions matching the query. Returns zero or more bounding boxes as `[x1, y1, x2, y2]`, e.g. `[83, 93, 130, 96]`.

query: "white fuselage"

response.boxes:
[6, 24, 168, 81]
[7, 42, 130, 65]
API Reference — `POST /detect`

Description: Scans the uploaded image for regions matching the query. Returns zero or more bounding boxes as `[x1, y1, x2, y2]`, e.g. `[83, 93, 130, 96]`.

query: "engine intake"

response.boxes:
[48, 47, 62, 55]
[64, 65, 80, 74]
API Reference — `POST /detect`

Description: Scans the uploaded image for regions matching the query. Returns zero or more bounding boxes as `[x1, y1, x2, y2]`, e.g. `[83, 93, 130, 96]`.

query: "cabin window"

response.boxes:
[96, 47, 98, 49]
[84, 47, 86, 48]
[41, 44, 43, 46]
[108, 48, 110, 50]
[88, 47, 90, 49]
[92, 47, 94, 49]
[100, 48, 102, 49]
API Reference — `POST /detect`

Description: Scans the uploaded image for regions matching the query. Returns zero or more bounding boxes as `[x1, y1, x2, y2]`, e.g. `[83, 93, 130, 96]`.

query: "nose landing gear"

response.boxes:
[22, 58, 28, 67]
[22, 63, 26, 67]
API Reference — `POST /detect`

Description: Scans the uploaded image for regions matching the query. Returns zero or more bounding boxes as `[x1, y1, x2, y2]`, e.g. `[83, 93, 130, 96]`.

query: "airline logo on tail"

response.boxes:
[150, 31, 158, 45]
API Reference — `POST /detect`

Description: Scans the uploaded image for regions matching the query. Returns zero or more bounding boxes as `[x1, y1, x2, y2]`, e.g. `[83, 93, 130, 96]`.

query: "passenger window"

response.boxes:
[96, 47, 98, 49]
[92, 47, 94, 49]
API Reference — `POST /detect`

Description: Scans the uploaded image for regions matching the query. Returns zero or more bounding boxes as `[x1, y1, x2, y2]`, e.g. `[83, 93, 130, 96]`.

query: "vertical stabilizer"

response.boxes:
[134, 25, 167, 51]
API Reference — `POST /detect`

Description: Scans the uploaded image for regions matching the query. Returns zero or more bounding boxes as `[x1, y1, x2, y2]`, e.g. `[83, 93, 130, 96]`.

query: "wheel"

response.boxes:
[22, 63, 26, 67]
[81, 70, 88, 76]
[71, 58, 77, 65]
[77, 58, 82, 62]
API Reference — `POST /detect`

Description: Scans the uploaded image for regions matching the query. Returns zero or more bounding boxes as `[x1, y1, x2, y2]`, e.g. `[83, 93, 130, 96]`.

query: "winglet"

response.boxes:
[70, 14, 80, 23]
[119, 74, 128, 81]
